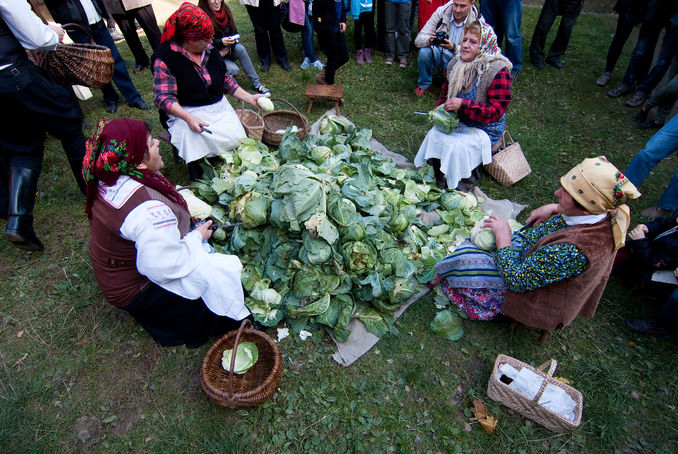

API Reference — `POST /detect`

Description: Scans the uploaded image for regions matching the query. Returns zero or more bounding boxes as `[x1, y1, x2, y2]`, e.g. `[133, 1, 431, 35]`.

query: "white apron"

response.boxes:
[414, 123, 492, 190]
[168, 96, 247, 163]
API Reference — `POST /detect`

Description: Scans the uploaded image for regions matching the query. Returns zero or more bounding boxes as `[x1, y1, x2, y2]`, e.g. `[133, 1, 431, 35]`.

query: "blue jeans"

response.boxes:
[224, 43, 260, 88]
[621, 19, 663, 86]
[625, 114, 678, 211]
[66, 20, 142, 105]
[417, 45, 453, 89]
[481, 0, 522, 71]
[301, 2, 318, 61]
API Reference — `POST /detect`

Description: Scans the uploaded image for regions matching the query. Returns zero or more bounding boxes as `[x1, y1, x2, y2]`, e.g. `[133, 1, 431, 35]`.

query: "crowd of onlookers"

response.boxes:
[1, 0, 676, 341]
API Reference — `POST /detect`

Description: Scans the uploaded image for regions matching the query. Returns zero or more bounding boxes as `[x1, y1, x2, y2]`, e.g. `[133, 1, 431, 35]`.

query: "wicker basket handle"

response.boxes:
[239, 99, 263, 114]
[532, 359, 557, 403]
[500, 130, 515, 148]
[270, 97, 303, 117]
[227, 318, 253, 400]
[61, 23, 97, 45]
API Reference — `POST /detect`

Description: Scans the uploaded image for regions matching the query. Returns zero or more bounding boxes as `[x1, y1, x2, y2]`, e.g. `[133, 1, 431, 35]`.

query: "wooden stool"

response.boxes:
[305, 84, 344, 116]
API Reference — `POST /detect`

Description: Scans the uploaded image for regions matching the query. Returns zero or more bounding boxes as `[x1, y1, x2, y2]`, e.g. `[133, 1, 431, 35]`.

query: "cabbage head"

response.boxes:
[231, 191, 270, 226]
[343, 241, 377, 274]
[430, 310, 463, 341]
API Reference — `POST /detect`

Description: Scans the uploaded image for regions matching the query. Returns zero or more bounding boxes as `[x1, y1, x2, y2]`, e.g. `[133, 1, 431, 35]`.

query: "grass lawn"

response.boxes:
[1, 1, 677, 453]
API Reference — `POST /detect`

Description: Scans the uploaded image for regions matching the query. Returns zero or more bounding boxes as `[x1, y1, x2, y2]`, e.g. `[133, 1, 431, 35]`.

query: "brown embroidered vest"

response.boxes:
[89, 184, 190, 307]
[502, 217, 616, 331]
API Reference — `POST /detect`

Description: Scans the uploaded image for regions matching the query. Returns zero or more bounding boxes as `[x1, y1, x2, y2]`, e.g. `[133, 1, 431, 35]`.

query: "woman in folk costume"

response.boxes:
[84, 118, 251, 348]
[152, 2, 264, 169]
[431, 157, 641, 332]
[414, 19, 512, 191]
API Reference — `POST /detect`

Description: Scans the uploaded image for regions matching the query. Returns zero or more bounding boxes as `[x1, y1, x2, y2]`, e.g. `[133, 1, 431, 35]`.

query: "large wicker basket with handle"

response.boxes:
[45, 23, 114, 89]
[262, 98, 310, 147]
[484, 131, 531, 187]
[236, 101, 264, 141]
[200, 319, 283, 408]
[487, 354, 583, 432]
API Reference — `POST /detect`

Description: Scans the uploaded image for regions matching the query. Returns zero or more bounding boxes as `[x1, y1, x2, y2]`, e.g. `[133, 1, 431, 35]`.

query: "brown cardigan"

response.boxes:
[502, 217, 617, 331]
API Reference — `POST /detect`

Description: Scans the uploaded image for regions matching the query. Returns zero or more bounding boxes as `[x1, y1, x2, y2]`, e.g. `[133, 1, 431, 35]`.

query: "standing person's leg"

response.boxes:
[529, 0, 559, 67]
[377, 0, 386, 51]
[246, 4, 272, 69]
[301, 2, 319, 66]
[364, 9, 376, 51]
[621, 21, 663, 87]
[384, 0, 397, 61]
[355, 12, 365, 64]
[231, 43, 263, 89]
[625, 115, 678, 186]
[502, 0, 523, 73]
[408, 0, 418, 32]
[546, 0, 583, 65]
[481, 0, 501, 44]
[604, 14, 635, 74]
[396, 2, 411, 63]
[263, 0, 289, 69]
[133, 5, 162, 51]
[635, 18, 678, 97]
[112, 12, 150, 68]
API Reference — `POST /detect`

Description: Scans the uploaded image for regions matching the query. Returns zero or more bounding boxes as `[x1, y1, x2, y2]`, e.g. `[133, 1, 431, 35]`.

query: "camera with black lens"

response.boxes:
[431, 30, 449, 46]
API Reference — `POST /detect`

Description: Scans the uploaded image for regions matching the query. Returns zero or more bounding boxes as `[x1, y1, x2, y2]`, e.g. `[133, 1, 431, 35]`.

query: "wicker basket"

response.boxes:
[484, 131, 531, 187]
[200, 319, 283, 408]
[45, 24, 114, 89]
[236, 102, 264, 141]
[262, 98, 310, 147]
[487, 354, 583, 432]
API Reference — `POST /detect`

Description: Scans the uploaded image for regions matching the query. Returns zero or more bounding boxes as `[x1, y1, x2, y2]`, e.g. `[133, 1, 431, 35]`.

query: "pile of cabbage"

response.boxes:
[187, 117, 490, 341]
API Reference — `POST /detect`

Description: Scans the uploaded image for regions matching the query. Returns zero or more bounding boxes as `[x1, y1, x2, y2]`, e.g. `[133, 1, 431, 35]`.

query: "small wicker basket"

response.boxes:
[46, 23, 114, 89]
[200, 319, 283, 408]
[487, 354, 583, 432]
[484, 131, 531, 187]
[262, 98, 310, 147]
[236, 102, 264, 141]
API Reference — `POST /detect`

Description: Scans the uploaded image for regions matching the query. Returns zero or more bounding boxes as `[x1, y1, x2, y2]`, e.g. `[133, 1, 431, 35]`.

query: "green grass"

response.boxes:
[2, 2, 678, 453]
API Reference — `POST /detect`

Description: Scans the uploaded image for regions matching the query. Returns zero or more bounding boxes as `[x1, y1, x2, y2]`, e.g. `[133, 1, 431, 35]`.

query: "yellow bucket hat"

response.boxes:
[560, 156, 641, 250]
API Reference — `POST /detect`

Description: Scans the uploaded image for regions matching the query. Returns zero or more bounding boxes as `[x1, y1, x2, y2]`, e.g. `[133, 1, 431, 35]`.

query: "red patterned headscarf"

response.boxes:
[161, 2, 214, 44]
[83, 119, 188, 219]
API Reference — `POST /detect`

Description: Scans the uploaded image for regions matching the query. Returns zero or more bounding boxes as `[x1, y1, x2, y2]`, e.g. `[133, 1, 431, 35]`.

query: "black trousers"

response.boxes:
[0, 59, 84, 163]
[317, 30, 349, 84]
[529, 0, 584, 63]
[123, 282, 244, 348]
[245, 0, 288, 66]
[112, 5, 161, 67]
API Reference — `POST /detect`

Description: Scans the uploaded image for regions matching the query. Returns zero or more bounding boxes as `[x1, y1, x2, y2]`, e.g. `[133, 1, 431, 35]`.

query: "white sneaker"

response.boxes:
[312, 60, 324, 70]
[300, 57, 310, 69]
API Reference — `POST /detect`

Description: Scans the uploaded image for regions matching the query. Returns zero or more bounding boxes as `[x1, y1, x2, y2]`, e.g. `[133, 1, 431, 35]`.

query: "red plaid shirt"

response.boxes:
[153, 41, 239, 113]
[436, 67, 512, 123]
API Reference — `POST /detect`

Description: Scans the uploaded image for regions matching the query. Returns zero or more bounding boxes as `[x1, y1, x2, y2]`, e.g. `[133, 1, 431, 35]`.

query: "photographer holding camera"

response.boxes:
[414, 0, 478, 96]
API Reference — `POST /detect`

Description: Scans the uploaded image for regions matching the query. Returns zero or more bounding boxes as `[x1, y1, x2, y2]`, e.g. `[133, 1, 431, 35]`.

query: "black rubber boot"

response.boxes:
[5, 167, 44, 251]
[68, 158, 87, 194]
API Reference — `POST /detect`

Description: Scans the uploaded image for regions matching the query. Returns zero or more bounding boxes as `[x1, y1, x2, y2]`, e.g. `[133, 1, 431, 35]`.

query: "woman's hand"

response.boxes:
[222, 36, 236, 46]
[185, 114, 209, 133]
[195, 220, 213, 240]
[526, 203, 559, 226]
[444, 97, 463, 111]
[339, 23, 346, 33]
[48, 23, 65, 42]
[219, 47, 230, 58]
[483, 216, 512, 249]
[628, 224, 649, 240]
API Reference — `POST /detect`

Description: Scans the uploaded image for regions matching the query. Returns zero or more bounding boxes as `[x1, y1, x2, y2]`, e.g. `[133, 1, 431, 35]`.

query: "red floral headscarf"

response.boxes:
[83, 119, 188, 219]
[161, 2, 215, 44]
